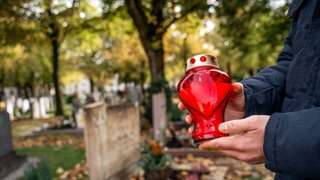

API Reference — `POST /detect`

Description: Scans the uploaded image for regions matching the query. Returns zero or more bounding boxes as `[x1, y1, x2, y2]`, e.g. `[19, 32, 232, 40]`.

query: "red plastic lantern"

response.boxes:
[177, 54, 232, 143]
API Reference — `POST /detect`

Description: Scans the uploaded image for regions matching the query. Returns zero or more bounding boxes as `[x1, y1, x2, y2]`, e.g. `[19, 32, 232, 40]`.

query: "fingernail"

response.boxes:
[198, 142, 204, 150]
[198, 145, 203, 150]
[219, 123, 228, 132]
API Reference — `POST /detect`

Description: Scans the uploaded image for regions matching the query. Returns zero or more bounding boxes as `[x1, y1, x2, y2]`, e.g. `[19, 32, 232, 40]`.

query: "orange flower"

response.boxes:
[157, 143, 163, 153]
[151, 140, 164, 155]
[151, 140, 158, 155]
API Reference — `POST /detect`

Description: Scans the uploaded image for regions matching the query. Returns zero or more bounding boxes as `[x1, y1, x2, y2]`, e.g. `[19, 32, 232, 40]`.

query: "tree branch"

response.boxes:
[162, 2, 202, 33]
[125, 0, 151, 36]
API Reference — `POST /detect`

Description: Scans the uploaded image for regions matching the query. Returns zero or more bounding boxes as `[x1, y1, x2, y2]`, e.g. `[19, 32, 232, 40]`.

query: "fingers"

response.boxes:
[218, 118, 256, 134]
[198, 115, 268, 165]
[185, 114, 193, 124]
[178, 102, 194, 135]
[185, 114, 194, 135]
[199, 120, 251, 150]
[178, 102, 186, 110]
[201, 146, 263, 164]
[188, 126, 194, 135]
[199, 136, 236, 151]
[177, 101, 192, 124]
[178, 102, 192, 124]
[199, 134, 265, 164]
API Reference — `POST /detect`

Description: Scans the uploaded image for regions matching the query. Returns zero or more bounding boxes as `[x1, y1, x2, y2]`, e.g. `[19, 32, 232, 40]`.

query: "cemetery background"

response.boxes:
[0, 0, 291, 179]
[1, 78, 275, 180]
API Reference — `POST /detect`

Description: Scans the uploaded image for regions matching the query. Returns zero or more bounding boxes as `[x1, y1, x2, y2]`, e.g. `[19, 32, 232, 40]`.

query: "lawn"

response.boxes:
[16, 145, 86, 179]
[12, 116, 87, 179]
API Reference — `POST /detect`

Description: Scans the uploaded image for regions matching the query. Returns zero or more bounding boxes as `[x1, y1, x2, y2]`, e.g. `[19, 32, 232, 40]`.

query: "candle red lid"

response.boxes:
[185, 54, 219, 71]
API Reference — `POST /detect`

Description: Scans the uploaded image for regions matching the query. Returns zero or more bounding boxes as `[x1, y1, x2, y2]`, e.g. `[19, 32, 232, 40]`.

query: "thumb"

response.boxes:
[218, 118, 254, 134]
[231, 83, 244, 97]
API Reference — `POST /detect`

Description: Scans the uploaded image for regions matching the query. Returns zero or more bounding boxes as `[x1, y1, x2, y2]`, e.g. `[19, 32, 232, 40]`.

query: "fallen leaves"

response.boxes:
[56, 161, 89, 179]
[170, 153, 274, 180]
[13, 134, 85, 149]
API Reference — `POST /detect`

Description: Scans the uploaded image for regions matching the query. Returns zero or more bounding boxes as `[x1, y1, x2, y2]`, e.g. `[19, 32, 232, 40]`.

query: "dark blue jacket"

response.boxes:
[241, 0, 320, 179]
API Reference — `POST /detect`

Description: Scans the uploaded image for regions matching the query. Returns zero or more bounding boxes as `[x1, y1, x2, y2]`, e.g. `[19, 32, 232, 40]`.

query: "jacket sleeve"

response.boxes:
[264, 108, 320, 178]
[241, 28, 293, 117]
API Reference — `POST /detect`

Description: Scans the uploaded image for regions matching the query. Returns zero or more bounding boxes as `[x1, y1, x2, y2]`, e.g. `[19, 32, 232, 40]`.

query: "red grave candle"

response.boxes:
[177, 54, 232, 143]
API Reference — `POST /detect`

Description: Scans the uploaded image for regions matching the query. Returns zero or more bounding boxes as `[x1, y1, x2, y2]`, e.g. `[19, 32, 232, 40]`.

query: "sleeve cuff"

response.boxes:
[264, 113, 282, 172]
[243, 85, 253, 117]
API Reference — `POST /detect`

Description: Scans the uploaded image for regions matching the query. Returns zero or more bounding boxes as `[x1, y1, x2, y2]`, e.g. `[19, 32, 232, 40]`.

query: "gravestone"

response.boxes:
[83, 102, 140, 180]
[0, 110, 26, 179]
[128, 84, 140, 105]
[152, 92, 167, 142]
[32, 98, 40, 119]
[22, 98, 30, 113]
[6, 96, 15, 120]
[0, 110, 12, 157]
[39, 97, 48, 118]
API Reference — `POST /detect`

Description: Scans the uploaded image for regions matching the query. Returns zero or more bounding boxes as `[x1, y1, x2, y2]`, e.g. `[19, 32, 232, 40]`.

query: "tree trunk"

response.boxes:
[125, 0, 165, 81]
[145, 40, 164, 80]
[52, 38, 64, 116]
[89, 77, 94, 94]
[227, 61, 232, 78]
[0, 67, 4, 93]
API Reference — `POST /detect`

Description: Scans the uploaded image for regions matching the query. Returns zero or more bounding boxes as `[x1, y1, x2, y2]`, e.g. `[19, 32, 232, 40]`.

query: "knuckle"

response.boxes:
[188, 126, 194, 134]
[212, 141, 221, 149]
[227, 122, 237, 131]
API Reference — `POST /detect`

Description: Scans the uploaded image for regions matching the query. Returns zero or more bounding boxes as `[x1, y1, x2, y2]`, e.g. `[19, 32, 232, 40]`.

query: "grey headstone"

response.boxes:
[0, 111, 13, 157]
[83, 102, 140, 180]
[152, 92, 167, 142]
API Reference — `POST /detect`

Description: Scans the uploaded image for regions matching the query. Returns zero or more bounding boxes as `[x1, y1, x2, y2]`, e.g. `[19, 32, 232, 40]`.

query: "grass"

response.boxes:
[11, 116, 62, 138]
[12, 112, 85, 178]
[15, 145, 85, 178]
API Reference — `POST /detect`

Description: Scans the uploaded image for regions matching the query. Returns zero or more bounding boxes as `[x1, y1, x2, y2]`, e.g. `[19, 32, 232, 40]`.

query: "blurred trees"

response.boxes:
[163, 13, 220, 83]
[102, 0, 213, 123]
[124, 0, 209, 82]
[39, 0, 82, 115]
[0, 0, 84, 115]
[0, 0, 52, 97]
[0, 0, 106, 115]
[214, 0, 291, 79]
[0, 0, 291, 117]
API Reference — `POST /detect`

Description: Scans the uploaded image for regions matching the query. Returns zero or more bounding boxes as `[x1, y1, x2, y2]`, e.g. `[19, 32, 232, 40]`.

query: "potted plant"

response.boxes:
[138, 140, 171, 180]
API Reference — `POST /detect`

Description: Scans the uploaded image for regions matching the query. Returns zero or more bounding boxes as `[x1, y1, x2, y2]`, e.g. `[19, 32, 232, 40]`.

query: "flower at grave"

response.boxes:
[137, 140, 171, 179]
[151, 140, 163, 155]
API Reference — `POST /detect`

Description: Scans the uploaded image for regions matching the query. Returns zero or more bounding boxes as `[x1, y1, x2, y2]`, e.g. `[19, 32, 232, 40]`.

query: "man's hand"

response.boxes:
[199, 115, 270, 164]
[178, 82, 268, 164]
